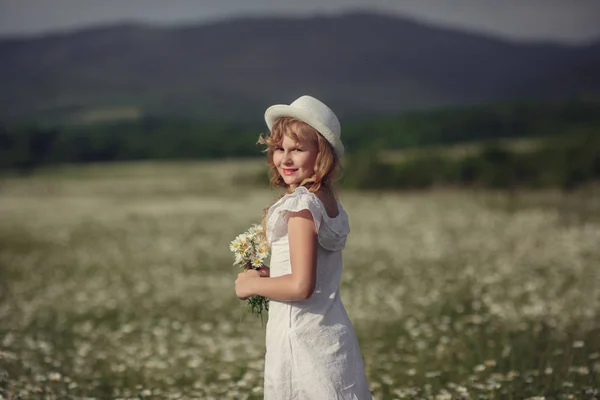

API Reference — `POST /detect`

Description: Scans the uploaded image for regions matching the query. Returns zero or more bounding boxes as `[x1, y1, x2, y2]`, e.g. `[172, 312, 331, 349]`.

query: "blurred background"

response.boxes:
[1, 0, 599, 187]
[1, 1, 599, 399]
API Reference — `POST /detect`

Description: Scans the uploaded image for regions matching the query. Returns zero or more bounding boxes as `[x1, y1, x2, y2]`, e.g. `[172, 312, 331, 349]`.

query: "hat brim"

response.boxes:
[264, 104, 344, 157]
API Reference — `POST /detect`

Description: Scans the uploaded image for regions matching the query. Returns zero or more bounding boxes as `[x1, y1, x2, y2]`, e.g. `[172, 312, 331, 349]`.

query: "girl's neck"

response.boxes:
[288, 183, 336, 200]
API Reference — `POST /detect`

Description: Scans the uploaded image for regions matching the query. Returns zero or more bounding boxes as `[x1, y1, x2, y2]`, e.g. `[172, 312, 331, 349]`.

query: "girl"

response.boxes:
[235, 95, 372, 399]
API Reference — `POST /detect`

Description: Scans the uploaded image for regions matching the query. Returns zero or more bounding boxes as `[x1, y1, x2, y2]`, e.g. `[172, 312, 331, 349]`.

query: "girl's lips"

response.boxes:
[282, 168, 298, 176]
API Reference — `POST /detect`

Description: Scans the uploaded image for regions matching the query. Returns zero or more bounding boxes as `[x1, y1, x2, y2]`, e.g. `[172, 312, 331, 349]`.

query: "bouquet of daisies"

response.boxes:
[230, 224, 270, 315]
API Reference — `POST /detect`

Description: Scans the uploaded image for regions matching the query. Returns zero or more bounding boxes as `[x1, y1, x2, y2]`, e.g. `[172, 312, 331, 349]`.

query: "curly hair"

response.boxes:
[258, 116, 341, 239]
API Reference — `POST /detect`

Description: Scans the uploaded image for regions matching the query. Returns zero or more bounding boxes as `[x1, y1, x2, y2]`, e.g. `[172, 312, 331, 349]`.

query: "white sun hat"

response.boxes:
[264, 95, 345, 157]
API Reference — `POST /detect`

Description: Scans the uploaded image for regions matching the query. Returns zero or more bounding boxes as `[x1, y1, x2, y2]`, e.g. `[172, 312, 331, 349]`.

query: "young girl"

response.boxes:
[235, 95, 372, 399]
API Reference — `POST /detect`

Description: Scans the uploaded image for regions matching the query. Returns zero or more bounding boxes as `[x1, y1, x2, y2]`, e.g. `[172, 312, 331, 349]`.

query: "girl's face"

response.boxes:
[273, 133, 318, 187]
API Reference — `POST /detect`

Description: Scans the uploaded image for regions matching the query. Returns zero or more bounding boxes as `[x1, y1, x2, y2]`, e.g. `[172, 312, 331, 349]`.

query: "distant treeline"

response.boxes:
[342, 133, 600, 191]
[1, 100, 600, 183]
[0, 121, 261, 172]
[344, 100, 600, 149]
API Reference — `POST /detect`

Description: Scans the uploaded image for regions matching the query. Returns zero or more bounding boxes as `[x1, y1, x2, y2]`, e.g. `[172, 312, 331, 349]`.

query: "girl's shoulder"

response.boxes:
[266, 186, 323, 224]
[266, 186, 350, 251]
[312, 189, 340, 220]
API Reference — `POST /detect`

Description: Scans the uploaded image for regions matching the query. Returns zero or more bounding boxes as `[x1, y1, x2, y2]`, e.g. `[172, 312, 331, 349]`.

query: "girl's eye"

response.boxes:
[275, 147, 284, 152]
[294, 148, 303, 152]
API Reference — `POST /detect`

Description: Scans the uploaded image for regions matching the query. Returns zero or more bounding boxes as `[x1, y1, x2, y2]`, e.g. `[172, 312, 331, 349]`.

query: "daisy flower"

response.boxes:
[256, 244, 268, 260]
[229, 224, 270, 315]
[229, 238, 241, 253]
[251, 257, 263, 269]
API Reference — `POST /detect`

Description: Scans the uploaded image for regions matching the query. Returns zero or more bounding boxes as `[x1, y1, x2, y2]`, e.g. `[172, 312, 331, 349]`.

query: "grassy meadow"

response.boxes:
[0, 160, 599, 399]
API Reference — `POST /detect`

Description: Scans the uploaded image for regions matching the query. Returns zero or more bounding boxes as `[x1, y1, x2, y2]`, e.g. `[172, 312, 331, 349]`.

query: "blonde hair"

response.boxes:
[258, 117, 340, 238]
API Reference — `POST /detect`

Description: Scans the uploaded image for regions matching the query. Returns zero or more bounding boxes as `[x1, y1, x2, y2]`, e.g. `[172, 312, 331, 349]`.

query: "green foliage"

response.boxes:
[344, 134, 600, 191]
[0, 125, 59, 174]
[0, 119, 264, 169]
[1, 100, 600, 192]
[342, 99, 600, 152]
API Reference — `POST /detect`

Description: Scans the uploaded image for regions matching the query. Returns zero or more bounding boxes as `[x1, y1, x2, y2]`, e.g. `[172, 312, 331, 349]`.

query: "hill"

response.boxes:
[1, 12, 599, 123]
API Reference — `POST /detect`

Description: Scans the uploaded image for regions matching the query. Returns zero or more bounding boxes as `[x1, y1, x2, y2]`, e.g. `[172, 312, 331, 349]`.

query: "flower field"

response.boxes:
[0, 160, 599, 399]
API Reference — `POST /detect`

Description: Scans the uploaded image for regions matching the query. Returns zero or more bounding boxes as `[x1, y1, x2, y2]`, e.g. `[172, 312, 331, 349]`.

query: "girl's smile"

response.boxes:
[282, 168, 298, 176]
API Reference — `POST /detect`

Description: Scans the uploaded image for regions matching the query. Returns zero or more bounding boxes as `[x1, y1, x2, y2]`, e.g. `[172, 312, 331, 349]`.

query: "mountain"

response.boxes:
[515, 42, 600, 98]
[0, 12, 598, 124]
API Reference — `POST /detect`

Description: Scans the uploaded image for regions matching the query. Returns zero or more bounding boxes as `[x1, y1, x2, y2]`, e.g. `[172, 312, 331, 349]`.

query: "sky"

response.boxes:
[1, 0, 600, 44]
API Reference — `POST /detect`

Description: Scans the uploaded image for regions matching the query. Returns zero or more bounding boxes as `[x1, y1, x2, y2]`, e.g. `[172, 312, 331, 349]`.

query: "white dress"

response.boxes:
[264, 186, 372, 400]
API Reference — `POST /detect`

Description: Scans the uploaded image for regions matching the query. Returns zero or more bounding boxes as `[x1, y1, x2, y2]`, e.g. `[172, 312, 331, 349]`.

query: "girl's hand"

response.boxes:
[235, 269, 261, 300]
[257, 265, 270, 277]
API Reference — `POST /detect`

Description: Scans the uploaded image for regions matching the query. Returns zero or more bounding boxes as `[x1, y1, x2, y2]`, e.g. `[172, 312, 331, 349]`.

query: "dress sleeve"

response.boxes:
[266, 187, 323, 244]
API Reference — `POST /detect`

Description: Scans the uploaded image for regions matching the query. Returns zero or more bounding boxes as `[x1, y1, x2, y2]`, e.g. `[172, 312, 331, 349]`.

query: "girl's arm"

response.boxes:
[236, 209, 317, 301]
